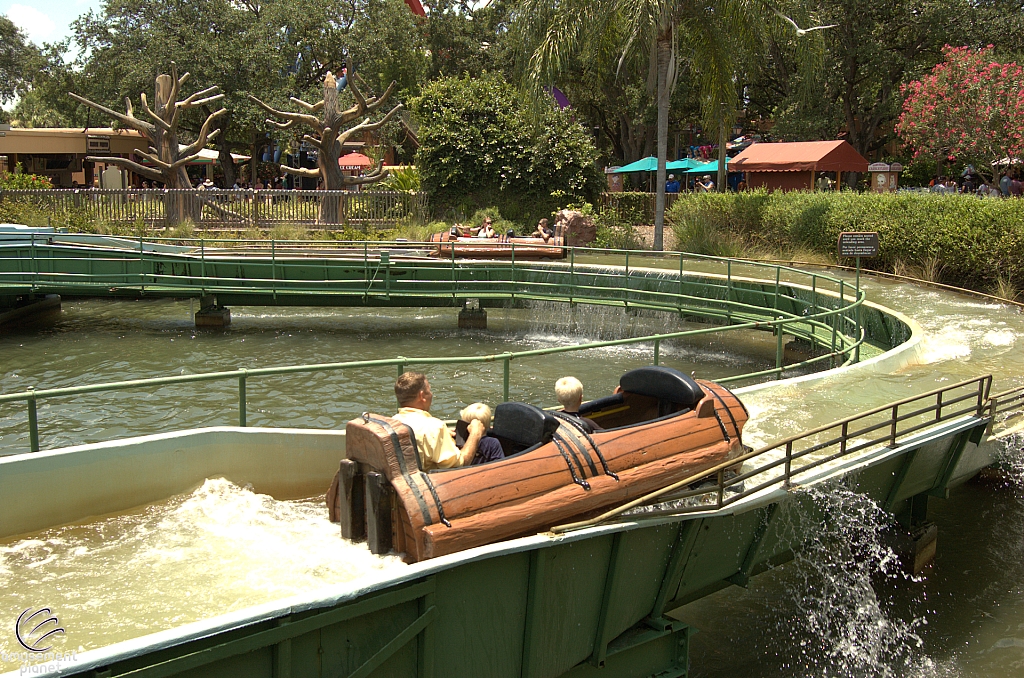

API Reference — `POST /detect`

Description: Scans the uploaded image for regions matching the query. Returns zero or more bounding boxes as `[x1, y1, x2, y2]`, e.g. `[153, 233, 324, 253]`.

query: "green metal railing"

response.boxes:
[553, 374, 995, 532]
[0, 237, 872, 453]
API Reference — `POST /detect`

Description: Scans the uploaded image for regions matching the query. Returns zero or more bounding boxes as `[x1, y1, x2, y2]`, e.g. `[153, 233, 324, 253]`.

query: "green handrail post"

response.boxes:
[624, 251, 630, 308]
[503, 354, 511, 402]
[363, 241, 369, 298]
[27, 388, 39, 453]
[450, 238, 456, 300]
[678, 254, 684, 314]
[30, 232, 37, 290]
[774, 266, 781, 310]
[139, 235, 145, 291]
[239, 370, 247, 427]
[654, 338, 661, 366]
[570, 248, 575, 304]
[271, 240, 277, 302]
[726, 259, 732, 324]
[200, 238, 206, 295]
[398, 360, 406, 377]
[776, 316, 784, 379]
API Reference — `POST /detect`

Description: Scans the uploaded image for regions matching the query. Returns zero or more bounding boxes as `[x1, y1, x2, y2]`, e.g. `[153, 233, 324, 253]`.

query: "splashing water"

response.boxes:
[778, 483, 926, 677]
[0, 479, 405, 670]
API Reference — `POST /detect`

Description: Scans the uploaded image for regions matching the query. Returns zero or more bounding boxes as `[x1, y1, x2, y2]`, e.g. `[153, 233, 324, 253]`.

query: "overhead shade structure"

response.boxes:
[729, 140, 869, 192]
[339, 152, 374, 170]
[686, 158, 730, 174]
[611, 156, 659, 173]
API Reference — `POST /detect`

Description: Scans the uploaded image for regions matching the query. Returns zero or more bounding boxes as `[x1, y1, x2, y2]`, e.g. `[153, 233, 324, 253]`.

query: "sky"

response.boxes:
[2, 0, 103, 46]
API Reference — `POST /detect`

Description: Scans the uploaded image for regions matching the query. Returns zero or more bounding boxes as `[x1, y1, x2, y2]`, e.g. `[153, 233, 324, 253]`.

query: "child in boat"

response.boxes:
[555, 376, 602, 433]
[393, 372, 485, 470]
[459, 403, 505, 464]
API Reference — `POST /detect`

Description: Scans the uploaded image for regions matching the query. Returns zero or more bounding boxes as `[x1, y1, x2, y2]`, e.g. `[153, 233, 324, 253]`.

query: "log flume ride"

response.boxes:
[331, 366, 748, 562]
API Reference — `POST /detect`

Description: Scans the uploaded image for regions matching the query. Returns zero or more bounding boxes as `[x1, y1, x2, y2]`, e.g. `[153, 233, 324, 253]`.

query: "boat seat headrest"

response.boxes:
[492, 402, 559, 448]
[619, 366, 705, 408]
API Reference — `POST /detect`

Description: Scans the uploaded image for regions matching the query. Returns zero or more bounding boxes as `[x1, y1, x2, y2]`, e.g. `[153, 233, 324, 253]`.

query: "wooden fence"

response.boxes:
[0, 189, 429, 230]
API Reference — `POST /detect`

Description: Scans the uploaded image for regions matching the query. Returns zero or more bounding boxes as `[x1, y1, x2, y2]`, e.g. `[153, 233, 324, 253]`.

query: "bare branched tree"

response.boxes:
[69, 63, 227, 224]
[249, 71, 401, 224]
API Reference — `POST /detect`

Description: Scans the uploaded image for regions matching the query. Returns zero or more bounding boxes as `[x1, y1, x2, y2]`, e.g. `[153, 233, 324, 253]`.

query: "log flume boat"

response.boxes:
[330, 366, 748, 562]
[429, 231, 567, 259]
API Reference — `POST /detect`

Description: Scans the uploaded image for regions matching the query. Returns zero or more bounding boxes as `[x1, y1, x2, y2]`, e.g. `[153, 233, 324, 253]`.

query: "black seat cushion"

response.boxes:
[492, 402, 559, 448]
[619, 366, 705, 408]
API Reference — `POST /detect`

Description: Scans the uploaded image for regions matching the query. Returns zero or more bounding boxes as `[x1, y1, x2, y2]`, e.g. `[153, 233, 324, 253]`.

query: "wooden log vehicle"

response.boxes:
[429, 230, 567, 259]
[331, 366, 748, 562]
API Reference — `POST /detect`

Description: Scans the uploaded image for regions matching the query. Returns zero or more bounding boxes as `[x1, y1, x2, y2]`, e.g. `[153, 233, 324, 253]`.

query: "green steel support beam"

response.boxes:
[104, 579, 435, 678]
[590, 532, 628, 667]
[348, 606, 437, 678]
[883, 448, 919, 512]
[927, 427, 978, 498]
[647, 520, 701, 629]
[272, 616, 291, 678]
[726, 503, 779, 587]
[521, 547, 552, 678]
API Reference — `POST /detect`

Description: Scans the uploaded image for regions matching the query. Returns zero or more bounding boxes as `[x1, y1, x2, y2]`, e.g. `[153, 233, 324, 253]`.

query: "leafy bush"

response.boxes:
[0, 166, 52, 190]
[667, 190, 1024, 296]
[380, 165, 421, 192]
[412, 74, 603, 227]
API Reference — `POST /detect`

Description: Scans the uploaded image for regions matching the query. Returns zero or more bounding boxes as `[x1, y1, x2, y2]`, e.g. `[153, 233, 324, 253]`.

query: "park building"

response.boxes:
[0, 125, 149, 188]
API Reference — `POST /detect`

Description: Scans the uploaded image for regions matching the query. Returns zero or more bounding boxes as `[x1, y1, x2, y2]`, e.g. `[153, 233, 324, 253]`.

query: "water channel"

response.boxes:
[1, 266, 1023, 676]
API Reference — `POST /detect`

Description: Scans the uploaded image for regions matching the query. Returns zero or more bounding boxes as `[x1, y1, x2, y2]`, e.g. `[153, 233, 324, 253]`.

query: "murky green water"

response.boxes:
[1, 267, 1023, 676]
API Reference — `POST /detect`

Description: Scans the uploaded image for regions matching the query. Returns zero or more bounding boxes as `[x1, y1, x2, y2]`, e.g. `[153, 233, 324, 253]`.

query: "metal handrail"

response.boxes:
[550, 375, 994, 533]
[0, 238, 869, 453]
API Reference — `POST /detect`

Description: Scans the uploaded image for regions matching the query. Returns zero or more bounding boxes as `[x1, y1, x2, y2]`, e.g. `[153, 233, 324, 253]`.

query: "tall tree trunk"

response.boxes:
[654, 30, 672, 252]
[217, 112, 236, 188]
[717, 107, 727, 192]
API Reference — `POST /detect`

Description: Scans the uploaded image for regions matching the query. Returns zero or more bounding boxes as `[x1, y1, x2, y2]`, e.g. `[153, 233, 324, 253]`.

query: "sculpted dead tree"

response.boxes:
[249, 72, 402, 224]
[69, 64, 228, 225]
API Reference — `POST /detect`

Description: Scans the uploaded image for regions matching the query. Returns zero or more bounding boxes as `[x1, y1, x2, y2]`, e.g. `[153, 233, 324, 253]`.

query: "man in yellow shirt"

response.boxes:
[393, 372, 484, 470]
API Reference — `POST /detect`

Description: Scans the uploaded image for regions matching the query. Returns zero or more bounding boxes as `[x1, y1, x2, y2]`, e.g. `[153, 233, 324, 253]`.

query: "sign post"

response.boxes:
[837, 232, 879, 362]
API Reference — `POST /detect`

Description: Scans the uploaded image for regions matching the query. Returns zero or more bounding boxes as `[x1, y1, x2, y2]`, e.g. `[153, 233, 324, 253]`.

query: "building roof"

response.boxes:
[729, 140, 869, 173]
[0, 127, 146, 155]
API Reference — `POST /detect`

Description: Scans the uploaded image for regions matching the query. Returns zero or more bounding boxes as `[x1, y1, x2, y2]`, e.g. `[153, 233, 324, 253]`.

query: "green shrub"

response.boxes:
[667, 191, 1024, 293]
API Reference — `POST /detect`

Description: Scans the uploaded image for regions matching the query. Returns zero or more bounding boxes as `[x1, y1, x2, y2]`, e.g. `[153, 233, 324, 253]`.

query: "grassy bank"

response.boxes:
[669, 190, 1024, 300]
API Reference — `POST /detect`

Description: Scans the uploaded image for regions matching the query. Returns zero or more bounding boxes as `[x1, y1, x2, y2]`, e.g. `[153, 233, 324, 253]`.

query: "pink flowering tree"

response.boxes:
[896, 45, 1024, 179]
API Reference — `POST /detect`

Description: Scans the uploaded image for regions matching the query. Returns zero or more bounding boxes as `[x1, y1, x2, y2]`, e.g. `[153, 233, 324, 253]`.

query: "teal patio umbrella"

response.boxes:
[611, 156, 659, 173]
[666, 158, 700, 171]
[686, 158, 731, 174]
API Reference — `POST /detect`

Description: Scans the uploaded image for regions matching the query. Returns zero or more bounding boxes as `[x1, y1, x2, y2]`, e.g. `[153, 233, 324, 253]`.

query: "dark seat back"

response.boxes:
[492, 402, 559, 450]
[619, 366, 705, 413]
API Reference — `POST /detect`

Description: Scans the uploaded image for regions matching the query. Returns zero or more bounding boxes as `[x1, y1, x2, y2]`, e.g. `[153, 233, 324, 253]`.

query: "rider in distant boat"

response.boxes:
[475, 217, 497, 239]
[531, 218, 554, 243]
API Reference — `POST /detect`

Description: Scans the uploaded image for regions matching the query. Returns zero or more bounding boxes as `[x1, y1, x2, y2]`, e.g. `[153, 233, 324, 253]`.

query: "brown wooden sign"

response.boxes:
[838, 231, 879, 258]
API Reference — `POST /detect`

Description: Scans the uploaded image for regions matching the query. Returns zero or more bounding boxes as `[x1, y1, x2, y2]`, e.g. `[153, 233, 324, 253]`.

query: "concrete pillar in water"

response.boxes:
[458, 299, 487, 329]
[194, 294, 231, 328]
[0, 294, 61, 331]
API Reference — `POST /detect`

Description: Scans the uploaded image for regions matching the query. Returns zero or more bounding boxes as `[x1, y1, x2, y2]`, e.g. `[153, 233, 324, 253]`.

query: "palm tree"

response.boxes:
[516, 0, 764, 250]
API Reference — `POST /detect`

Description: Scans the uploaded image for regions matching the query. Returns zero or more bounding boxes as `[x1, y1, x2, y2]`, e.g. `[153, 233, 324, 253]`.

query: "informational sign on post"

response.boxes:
[837, 232, 879, 258]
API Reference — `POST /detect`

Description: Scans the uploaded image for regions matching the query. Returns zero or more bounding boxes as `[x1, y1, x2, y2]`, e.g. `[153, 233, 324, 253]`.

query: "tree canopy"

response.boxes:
[413, 73, 602, 224]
